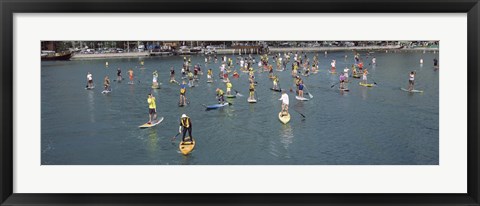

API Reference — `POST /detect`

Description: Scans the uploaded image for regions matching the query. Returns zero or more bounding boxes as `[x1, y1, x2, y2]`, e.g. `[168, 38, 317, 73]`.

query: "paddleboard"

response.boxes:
[295, 96, 309, 101]
[278, 112, 291, 124]
[352, 74, 361, 78]
[359, 82, 374, 87]
[339, 88, 350, 92]
[139, 117, 164, 128]
[128, 82, 134, 85]
[401, 88, 423, 93]
[247, 98, 257, 103]
[85, 86, 95, 90]
[204, 102, 229, 109]
[101, 90, 111, 94]
[207, 79, 213, 83]
[170, 80, 178, 84]
[226, 94, 236, 98]
[179, 138, 195, 155]
[270, 88, 282, 92]
[151, 85, 160, 89]
[329, 71, 337, 74]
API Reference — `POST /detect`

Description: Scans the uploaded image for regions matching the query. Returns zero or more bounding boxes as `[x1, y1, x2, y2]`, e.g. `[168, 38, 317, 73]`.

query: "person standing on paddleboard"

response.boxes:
[362, 69, 369, 84]
[128, 68, 134, 84]
[339, 73, 346, 90]
[152, 70, 159, 87]
[273, 75, 279, 90]
[298, 80, 305, 98]
[179, 114, 193, 142]
[170, 67, 176, 83]
[279, 90, 289, 117]
[103, 76, 110, 91]
[216, 88, 225, 104]
[226, 80, 233, 96]
[331, 59, 336, 73]
[408, 71, 416, 91]
[116, 68, 122, 81]
[179, 81, 187, 106]
[86, 72, 93, 88]
[249, 82, 256, 100]
[147, 93, 158, 124]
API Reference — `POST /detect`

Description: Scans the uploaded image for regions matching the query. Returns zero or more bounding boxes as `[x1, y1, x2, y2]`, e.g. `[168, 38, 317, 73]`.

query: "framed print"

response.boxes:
[1, 0, 479, 205]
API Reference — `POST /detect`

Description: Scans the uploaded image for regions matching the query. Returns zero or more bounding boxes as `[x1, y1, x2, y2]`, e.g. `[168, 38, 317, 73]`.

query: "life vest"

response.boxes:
[181, 117, 190, 128]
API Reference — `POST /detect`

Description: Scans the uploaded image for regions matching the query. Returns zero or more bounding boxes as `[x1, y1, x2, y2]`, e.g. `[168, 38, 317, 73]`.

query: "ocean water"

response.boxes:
[41, 50, 439, 165]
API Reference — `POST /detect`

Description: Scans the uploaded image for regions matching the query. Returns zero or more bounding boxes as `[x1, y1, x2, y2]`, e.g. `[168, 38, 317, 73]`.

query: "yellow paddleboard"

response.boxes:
[179, 138, 195, 155]
[359, 82, 374, 87]
[278, 112, 290, 124]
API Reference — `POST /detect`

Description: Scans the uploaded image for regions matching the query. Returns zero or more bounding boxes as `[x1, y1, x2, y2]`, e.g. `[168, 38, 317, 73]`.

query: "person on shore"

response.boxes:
[170, 67, 177, 83]
[339, 73, 346, 89]
[86, 72, 93, 88]
[178, 114, 193, 143]
[216, 88, 225, 104]
[226, 80, 233, 95]
[147, 93, 158, 124]
[128, 68, 134, 84]
[408, 71, 416, 91]
[152, 70, 159, 87]
[179, 81, 187, 106]
[116, 68, 122, 81]
[249, 81, 256, 100]
[279, 90, 289, 117]
[362, 69, 369, 84]
[103, 75, 110, 91]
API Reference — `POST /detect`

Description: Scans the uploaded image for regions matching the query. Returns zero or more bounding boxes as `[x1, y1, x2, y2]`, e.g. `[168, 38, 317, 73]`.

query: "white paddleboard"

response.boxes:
[139, 117, 164, 128]
[401, 88, 423, 93]
[295, 96, 309, 101]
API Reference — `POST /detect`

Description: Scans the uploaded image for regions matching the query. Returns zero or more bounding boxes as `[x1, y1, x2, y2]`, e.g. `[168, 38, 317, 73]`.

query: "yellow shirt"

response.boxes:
[226, 82, 232, 89]
[148, 97, 156, 109]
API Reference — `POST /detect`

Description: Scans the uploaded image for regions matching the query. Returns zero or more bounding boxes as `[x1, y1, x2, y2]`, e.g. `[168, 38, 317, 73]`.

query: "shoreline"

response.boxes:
[70, 46, 439, 60]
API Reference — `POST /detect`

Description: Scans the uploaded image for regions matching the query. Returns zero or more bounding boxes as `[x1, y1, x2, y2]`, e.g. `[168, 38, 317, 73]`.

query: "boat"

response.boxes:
[41, 50, 72, 61]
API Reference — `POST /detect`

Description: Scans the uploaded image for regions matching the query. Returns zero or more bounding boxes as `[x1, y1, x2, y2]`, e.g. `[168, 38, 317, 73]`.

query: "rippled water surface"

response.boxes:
[41, 51, 439, 165]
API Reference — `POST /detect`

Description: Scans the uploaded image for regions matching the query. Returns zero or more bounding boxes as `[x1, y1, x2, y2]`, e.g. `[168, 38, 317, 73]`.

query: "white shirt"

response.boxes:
[279, 93, 289, 105]
[344, 68, 349, 74]
[331, 61, 336, 67]
[87, 74, 92, 81]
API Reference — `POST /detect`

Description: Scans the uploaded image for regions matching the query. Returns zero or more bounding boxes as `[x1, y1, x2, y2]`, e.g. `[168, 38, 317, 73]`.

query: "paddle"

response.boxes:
[304, 85, 313, 99]
[171, 132, 180, 141]
[330, 82, 340, 88]
[234, 89, 244, 97]
[294, 109, 306, 118]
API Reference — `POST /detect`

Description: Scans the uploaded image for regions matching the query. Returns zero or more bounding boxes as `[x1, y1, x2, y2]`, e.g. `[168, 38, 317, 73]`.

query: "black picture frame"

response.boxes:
[1, 0, 479, 205]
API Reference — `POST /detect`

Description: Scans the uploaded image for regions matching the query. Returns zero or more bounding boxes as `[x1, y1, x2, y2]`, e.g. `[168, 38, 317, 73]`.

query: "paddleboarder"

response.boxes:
[216, 88, 225, 104]
[178, 114, 193, 143]
[147, 93, 158, 124]
[408, 71, 416, 91]
[279, 90, 289, 117]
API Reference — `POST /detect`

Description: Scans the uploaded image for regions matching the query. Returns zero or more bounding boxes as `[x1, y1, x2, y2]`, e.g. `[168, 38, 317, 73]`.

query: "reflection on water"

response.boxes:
[87, 90, 95, 123]
[147, 129, 158, 157]
[280, 124, 294, 149]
